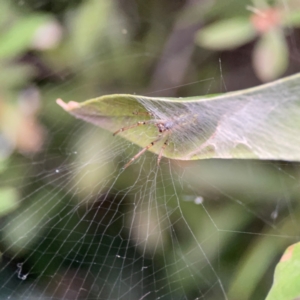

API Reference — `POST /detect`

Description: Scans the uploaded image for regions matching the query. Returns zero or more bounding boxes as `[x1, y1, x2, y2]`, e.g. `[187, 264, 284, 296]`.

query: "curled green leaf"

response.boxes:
[57, 73, 300, 166]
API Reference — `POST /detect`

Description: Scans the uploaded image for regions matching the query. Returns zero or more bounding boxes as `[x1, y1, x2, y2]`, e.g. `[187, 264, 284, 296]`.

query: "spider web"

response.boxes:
[1, 0, 300, 300]
[1, 112, 299, 300]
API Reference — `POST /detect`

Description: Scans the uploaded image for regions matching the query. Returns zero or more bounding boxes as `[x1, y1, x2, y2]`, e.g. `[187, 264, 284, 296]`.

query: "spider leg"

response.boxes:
[157, 139, 168, 165]
[123, 135, 163, 169]
[132, 111, 153, 117]
[113, 121, 151, 136]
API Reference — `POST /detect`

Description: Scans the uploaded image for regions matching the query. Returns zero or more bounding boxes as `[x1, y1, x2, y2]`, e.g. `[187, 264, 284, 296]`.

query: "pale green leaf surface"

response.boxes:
[266, 242, 300, 300]
[253, 29, 289, 82]
[57, 73, 300, 162]
[195, 17, 256, 50]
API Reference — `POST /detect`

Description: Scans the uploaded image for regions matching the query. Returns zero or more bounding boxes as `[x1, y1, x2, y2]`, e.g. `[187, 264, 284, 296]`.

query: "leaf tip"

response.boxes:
[56, 98, 80, 111]
[280, 244, 295, 262]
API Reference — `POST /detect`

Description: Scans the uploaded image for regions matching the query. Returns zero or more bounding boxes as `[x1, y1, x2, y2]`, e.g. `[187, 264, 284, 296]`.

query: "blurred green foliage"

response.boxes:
[195, 0, 300, 81]
[0, 0, 300, 299]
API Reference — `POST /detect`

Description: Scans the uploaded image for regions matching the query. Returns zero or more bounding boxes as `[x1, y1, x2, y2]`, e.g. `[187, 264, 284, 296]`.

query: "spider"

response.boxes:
[113, 112, 172, 168]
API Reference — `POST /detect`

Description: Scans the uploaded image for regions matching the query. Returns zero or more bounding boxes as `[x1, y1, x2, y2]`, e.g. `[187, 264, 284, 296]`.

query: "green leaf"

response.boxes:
[57, 72, 300, 164]
[0, 188, 19, 217]
[195, 17, 257, 50]
[69, 0, 112, 61]
[283, 11, 300, 28]
[0, 14, 50, 60]
[253, 29, 289, 82]
[266, 243, 300, 300]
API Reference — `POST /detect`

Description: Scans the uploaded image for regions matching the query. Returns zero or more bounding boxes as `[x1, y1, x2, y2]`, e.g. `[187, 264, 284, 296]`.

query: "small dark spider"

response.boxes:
[113, 112, 170, 168]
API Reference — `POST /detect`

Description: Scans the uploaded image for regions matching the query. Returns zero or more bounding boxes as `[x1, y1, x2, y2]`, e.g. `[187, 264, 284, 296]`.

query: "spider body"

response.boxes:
[113, 112, 174, 168]
[157, 121, 172, 133]
[114, 110, 196, 168]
